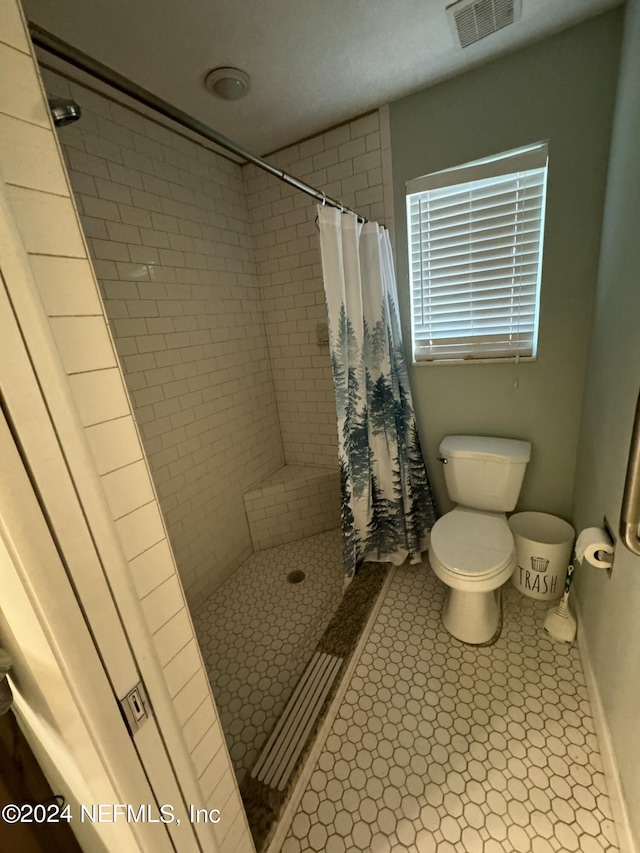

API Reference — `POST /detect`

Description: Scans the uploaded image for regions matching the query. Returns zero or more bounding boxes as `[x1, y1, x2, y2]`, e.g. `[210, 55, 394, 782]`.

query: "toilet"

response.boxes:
[429, 435, 532, 644]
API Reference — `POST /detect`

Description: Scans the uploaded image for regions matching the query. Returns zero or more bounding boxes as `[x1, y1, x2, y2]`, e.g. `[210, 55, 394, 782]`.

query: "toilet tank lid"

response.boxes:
[439, 435, 531, 463]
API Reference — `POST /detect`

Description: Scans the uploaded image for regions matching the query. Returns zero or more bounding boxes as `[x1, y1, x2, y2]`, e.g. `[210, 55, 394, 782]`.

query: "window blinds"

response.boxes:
[406, 144, 548, 362]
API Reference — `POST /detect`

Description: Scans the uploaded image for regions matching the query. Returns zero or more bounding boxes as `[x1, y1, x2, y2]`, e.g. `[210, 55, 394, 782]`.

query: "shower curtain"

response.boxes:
[317, 206, 436, 580]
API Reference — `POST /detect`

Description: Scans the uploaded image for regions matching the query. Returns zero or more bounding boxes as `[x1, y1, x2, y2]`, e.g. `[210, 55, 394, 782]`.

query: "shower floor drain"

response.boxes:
[287, 570, 305, 584]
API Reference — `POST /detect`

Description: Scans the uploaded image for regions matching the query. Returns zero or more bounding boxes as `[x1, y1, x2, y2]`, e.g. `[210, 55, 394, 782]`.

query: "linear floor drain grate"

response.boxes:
[250, 651, 342, 791]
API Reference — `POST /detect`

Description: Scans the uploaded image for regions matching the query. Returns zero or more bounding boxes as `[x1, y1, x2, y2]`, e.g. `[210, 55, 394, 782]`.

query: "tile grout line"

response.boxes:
[264, 563, 397, 853]
[192, 529, 346, 786]
[280, 566, 621, 853]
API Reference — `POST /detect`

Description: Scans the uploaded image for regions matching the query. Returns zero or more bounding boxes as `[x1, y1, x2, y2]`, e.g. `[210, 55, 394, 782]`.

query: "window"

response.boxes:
[406, 143, 548, 363]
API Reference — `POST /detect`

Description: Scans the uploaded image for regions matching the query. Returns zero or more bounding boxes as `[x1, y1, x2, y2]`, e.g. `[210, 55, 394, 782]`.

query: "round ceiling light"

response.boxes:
[204, 67, 251, 101]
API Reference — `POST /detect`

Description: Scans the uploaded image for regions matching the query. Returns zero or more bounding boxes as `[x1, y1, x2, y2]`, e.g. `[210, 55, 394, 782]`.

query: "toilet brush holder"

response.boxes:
[543, 564, 577, 645]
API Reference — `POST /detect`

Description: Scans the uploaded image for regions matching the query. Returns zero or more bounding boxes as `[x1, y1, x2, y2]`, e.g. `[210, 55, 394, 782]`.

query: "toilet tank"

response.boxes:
[439, 435, 532, 512]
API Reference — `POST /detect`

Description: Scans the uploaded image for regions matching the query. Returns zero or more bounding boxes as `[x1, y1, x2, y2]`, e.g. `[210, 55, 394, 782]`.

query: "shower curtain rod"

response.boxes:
[29, 24, 367, 223]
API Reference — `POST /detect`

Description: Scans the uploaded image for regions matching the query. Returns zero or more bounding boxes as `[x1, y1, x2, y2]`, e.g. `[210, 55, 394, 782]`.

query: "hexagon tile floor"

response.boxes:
[281, 559, 619, 853]
[192, 529, 344, 784]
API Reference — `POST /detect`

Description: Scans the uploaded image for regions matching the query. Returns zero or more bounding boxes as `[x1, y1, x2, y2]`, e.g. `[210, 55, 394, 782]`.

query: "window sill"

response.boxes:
[412, 356, 537, 366]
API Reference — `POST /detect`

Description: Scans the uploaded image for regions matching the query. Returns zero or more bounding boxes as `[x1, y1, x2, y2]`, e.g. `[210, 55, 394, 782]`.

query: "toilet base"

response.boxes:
[442, 587, 501, 645]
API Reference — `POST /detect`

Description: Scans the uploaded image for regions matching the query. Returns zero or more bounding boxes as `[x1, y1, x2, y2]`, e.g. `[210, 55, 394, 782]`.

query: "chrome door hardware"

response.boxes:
[120, 681, 150, 734]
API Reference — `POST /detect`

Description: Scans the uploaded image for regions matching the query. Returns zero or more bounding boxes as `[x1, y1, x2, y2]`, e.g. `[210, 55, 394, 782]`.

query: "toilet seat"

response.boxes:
[430, 507, 514, 581]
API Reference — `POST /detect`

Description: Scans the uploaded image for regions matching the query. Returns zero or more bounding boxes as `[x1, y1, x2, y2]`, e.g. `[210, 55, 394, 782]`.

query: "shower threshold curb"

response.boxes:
[263, 564, 396, 853]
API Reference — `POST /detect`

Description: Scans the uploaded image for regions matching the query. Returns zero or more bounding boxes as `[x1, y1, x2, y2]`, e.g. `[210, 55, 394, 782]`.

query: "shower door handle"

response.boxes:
[620, 387, 640, 556]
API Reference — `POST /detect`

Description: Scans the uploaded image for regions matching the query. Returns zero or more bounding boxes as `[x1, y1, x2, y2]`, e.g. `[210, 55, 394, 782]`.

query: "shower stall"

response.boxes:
[34, 38, 395, 846]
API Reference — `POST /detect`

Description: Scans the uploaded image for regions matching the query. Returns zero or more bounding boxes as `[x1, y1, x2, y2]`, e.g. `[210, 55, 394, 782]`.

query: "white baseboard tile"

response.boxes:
[265, 565, 397, 853]
[576, 603, 638, 853]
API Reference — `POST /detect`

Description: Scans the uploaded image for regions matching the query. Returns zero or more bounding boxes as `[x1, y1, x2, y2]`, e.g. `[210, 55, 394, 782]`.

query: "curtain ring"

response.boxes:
[321, 192, 326, 207]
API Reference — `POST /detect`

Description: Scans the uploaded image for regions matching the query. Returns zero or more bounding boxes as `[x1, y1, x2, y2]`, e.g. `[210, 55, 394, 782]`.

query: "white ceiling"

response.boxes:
[24, 0, 623, 155]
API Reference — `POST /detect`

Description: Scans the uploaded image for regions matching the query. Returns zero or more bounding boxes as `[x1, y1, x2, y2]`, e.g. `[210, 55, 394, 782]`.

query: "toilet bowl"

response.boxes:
[430, 435, 531, 644]
[429, 507, 515, 644]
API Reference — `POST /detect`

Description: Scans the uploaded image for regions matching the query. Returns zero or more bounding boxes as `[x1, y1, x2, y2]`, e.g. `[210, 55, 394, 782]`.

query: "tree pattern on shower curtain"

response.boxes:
[318, 207, 436, 579]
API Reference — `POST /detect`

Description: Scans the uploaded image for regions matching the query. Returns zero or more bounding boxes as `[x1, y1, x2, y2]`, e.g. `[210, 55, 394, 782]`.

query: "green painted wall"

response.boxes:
[390, 12, 622, 517]
[572, 0, 640, 844]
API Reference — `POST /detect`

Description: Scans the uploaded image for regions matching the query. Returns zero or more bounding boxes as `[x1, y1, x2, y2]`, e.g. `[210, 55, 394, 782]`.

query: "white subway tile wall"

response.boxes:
[42, 63, 395, 604]
[244, 106, 395, 468]
[244, 465, 340, 551]
[0, 9, 253, 851]
[43, 67, 284, 604]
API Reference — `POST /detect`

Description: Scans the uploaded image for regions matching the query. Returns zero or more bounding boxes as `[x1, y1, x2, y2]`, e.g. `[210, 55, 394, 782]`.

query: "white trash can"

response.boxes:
[508, 512, 575, 601]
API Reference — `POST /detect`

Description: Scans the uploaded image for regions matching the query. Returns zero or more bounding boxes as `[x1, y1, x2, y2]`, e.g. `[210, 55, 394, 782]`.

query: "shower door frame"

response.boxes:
[0, 205, 216, 852]
[0, 400, 174, 853]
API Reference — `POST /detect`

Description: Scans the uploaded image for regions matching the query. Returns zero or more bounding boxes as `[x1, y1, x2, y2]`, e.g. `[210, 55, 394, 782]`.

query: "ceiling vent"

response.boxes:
[447, 0, 522, 48]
